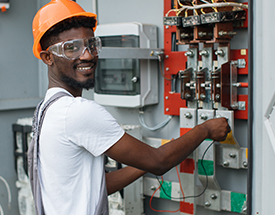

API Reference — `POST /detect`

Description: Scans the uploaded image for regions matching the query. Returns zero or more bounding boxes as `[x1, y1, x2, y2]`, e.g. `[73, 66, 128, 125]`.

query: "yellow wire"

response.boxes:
[200, 8, 205, 14]
[191, 1, 198, 15]
[177, 0, 184, 7]
[211, 0, 218, 12]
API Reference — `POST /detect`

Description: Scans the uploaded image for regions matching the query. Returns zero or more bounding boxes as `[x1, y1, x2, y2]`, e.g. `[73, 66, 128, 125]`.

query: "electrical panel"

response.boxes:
[143, 1, 249, 214]
[94, 22, 160, 108]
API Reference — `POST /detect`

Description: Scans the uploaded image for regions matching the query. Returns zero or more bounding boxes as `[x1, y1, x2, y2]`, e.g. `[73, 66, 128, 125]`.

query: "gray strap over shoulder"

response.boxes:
[28, 91, 72, 215]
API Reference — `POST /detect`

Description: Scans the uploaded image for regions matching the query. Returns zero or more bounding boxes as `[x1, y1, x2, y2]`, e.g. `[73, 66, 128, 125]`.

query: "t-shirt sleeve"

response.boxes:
[65, 97, 125, 157]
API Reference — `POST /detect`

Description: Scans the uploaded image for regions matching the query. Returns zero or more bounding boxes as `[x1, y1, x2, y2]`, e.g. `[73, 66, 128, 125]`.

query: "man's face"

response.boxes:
[51, 27, 98, 90]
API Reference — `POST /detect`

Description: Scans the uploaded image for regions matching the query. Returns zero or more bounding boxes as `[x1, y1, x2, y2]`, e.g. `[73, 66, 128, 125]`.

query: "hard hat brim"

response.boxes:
[33, 12, 97, 60]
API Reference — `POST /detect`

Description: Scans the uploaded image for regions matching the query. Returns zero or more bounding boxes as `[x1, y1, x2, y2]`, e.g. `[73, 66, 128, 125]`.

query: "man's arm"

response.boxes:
[105, 166, 146, 195]
[105, 118, 229, 176]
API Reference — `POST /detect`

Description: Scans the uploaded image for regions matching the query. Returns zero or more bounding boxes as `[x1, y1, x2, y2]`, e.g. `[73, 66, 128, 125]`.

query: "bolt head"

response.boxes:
[166, 108, 169, 112]
[229, 153, 236, 158]
[243, 161, 248, 168]
[223, 161, 229, 167]
[204, 202, 211, 207]
[210, 194, 217, 199]
[165, 96, 169, 100]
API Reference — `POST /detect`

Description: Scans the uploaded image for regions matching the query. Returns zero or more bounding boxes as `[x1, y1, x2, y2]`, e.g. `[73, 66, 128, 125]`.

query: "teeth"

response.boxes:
[78, 66, 92, 70]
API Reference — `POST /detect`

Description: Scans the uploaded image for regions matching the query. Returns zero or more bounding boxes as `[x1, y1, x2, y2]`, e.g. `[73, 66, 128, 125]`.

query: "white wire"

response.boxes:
[200, 0, 211, 4]
[178, 2, 248, 10]
[0, 204, 4, 215]
[165, 2, 248, 16]
[139, 111, 173, 131]
[0, 176, 11, 209]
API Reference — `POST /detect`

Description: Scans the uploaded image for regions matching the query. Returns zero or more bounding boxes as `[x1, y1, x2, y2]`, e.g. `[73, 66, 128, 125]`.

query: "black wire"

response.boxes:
[155, 141, 215, 200]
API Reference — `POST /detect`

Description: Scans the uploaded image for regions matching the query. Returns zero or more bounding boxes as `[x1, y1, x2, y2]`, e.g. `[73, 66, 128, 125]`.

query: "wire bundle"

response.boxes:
[149, 141, 215, 212]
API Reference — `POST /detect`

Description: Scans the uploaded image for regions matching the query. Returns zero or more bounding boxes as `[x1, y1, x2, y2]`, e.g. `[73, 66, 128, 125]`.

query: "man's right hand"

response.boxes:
[200, 117, 230, 141]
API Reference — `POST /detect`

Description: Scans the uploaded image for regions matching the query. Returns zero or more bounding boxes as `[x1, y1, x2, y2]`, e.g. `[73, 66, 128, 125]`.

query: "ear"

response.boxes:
[40, 50, 53, 66]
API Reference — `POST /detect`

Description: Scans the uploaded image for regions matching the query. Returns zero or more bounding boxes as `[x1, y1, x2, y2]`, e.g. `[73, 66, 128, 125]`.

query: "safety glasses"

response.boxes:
[47, 37, 102, 60]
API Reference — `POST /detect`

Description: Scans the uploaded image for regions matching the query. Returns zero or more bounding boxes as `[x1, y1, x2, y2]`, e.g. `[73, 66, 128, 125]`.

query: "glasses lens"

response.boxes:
[63, 39, 83, 59]
[87, 37, 102, 56]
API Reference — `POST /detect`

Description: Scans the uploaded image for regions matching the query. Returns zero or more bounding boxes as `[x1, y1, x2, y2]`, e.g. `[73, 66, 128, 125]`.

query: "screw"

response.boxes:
[199, 50, 209, 56]
[242, 207, 247, 212]
[200, 113, 208, 120]
[181, 33, 190, 38]
[229, 153, 236, 158]
[166, 26, 169, 29]
[215, 49, 225, 57]
[131, 77, 138, 83]
[185, 93, 191, 99]
[198, 31, 207, 37]
[218, 31, 228, 36]
[166, 108, 169, 112]
[215, 94, 220, 101]
[166, 67, 169, 71]
[150, 186, 157, 191]
[243, 161, 248, 168]
[205, 202, 211, 207]
[165, 55, 169, 59]
[223, 161, 229, 167]
[184, 112, 192, 119]
[210, 194, 217, 199]
[200, 94, 206, 100]
[185, 50, 194, 57]
[165, 96, 169, 100]
[216, 83, 221, 88]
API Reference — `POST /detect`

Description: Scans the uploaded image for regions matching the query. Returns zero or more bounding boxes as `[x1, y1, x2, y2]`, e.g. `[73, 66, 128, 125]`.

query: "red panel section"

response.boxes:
[230, 49, 248, 75]
[234, 94, 248, 120]
[180, 158, 195, 174]
[180, 201, 194, 214]
[180, 128, 192, 136]
[164, 93, 187, 116]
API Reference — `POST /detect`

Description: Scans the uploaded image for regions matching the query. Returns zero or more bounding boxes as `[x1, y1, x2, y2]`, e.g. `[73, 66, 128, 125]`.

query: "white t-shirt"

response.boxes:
[38, 88, 125, 215]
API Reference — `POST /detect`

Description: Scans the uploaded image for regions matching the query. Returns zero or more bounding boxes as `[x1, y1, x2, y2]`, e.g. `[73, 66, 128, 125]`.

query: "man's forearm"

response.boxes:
[105, 166, 146, 195]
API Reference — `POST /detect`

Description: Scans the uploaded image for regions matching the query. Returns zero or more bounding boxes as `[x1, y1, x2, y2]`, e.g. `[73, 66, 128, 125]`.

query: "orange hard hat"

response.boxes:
[32, 0, 97, 59]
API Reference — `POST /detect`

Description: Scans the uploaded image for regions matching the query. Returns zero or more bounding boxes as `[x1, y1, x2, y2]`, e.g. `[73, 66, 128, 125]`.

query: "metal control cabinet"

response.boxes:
[94, 22, 159, 108]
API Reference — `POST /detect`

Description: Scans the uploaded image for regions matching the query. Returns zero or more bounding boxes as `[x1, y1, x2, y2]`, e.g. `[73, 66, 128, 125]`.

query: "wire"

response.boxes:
[158, 55, 177, 81]
[166, 2, 248, 17]
[138, 110, 173, 131]
[0, 204, 3, 215]
[0, 176, 11, 208]
[149, 141, 215, 212]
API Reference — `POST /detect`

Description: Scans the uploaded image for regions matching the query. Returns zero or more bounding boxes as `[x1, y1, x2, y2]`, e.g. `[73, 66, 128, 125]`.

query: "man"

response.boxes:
[29, 0, 230, 214]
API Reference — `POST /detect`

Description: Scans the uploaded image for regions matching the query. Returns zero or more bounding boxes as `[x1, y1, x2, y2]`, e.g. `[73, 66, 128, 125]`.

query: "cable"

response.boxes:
[165, 2, 248, 17]
[138, 110, 173, 131]
[0, 204, 3, 215]
[158, 55, 177, 81]
[149, 141, 215, 212]
[0, 176, 11, 208]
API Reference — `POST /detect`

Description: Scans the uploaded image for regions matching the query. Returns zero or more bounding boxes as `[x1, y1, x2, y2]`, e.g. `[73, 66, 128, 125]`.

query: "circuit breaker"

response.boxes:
[94, 22, 160, 108]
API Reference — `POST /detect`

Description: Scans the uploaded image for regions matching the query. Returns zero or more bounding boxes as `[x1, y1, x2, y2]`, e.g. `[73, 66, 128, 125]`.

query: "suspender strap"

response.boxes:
[28, 91, 72, 215]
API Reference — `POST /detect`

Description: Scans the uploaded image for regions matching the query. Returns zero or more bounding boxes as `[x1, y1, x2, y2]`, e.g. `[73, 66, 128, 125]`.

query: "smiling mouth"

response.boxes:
[78, 66, 92, 71]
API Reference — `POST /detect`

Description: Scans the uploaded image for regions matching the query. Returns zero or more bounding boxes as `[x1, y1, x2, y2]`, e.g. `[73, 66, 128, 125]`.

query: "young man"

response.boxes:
[29, 0, 230, 214]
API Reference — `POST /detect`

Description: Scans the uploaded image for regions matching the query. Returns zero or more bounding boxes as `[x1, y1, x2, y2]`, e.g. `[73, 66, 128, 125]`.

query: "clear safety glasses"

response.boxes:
[47, 37, 102, 60]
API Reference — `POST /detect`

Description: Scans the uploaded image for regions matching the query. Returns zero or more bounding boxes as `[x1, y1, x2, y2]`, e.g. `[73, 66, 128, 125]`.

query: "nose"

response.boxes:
[79, 47, 95, 60]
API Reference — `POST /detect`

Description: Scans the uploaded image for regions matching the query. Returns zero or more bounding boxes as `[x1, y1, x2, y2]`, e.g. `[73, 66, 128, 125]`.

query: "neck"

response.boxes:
[48, 83, 82, 97]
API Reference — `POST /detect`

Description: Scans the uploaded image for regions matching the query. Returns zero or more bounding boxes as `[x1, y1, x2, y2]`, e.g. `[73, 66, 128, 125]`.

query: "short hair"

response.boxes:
[40, 16, 96, 50]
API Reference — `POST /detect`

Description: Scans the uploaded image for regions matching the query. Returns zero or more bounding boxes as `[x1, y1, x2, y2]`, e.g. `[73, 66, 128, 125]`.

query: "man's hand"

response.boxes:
[200, 117, 230, 141]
